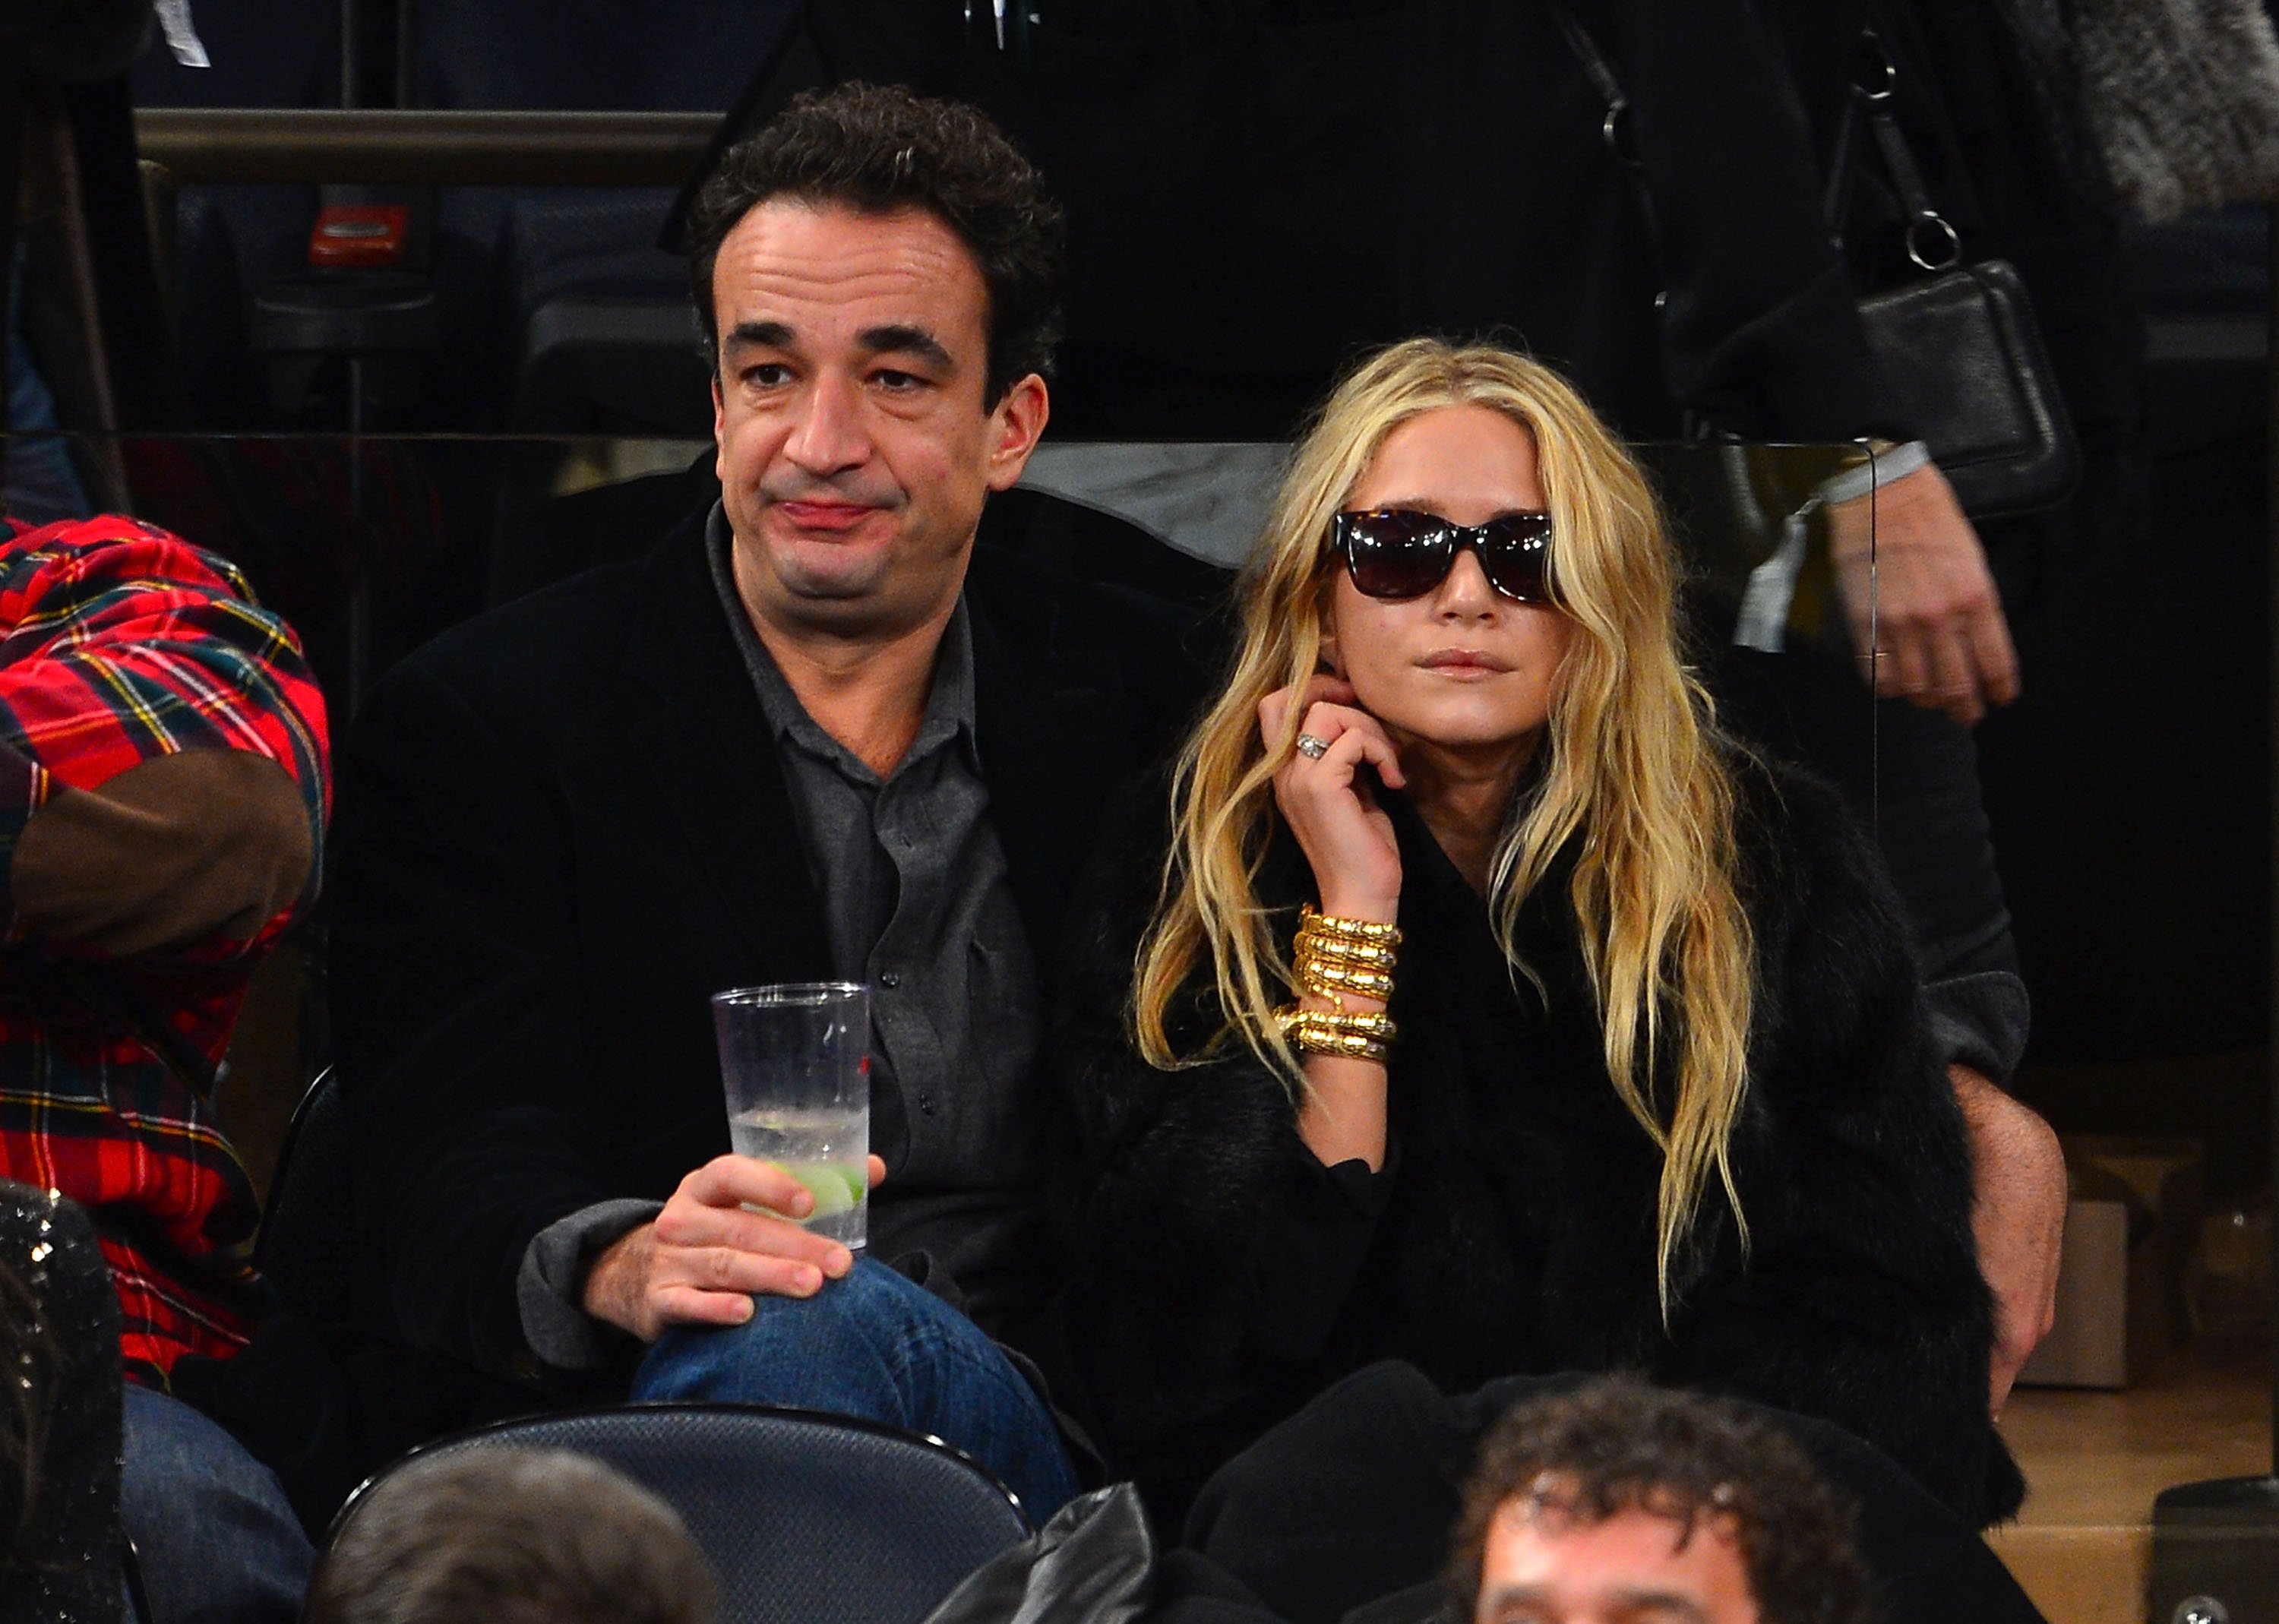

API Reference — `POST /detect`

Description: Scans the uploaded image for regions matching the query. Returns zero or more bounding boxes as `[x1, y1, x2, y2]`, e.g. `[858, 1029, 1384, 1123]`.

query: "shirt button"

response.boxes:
[879, 971, 902, 989]
[918, 1093, 937, 1116]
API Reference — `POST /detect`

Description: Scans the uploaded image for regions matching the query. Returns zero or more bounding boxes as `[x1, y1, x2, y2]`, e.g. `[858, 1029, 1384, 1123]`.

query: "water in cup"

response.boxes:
[729, 1104, 868, 1244]
[712, 981, 871, 1250]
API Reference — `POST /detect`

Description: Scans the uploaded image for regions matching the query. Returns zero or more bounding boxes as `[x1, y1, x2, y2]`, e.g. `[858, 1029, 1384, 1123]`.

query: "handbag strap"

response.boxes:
[1825, 33, 1962, 273]
[1543, 0, 1689, 347]
[1543, 2, 1660, 250]
[1550, 7, 1963, 279]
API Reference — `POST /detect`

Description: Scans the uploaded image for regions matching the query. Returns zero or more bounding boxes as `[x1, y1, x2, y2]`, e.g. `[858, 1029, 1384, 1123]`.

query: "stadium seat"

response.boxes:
[129, 0, 344, 429]
[254, 1063, 355, 1334]
[327, 1404, 1032, 1624]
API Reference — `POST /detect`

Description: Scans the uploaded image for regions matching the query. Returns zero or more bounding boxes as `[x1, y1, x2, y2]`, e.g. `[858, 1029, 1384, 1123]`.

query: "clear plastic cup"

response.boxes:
[712, 981, 871, 1249]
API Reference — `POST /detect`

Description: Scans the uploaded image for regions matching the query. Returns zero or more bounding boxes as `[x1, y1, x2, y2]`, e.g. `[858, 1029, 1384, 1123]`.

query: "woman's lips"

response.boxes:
[1420, 649, 1512, 675]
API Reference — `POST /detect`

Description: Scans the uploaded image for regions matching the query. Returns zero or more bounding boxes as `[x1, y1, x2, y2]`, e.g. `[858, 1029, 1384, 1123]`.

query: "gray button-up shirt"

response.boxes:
[707, 510, 1042, 1186]
[517, 509, 1043, 1369]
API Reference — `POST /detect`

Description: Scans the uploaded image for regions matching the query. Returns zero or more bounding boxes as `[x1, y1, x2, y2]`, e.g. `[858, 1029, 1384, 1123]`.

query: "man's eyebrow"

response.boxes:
[1476, 1585, 1713, 1624]
[722, 320, 795, 355]
[717, 319, 956, 370]
[856, 324, 955, 369]
[1607, 1589, 1713, 1624]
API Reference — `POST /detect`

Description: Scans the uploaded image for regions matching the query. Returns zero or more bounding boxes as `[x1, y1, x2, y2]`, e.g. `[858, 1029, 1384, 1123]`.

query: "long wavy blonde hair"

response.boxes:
[1133, 339, 1756, 1315]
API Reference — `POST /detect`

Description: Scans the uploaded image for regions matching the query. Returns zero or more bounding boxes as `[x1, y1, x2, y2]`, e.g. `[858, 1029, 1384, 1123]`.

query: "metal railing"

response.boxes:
[133, 108, 718, 187]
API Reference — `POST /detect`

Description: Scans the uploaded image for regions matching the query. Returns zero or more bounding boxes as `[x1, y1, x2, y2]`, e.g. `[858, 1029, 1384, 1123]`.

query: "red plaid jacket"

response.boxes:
[0, 515, 329, 1385]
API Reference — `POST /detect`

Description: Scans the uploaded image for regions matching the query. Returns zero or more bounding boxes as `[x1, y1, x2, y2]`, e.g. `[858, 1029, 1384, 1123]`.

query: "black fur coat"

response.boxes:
[1047, 752, 2025, 1529]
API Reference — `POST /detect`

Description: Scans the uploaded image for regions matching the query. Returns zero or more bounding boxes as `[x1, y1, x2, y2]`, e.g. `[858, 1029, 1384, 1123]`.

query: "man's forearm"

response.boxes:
[1952, 1064, 2066, 1411]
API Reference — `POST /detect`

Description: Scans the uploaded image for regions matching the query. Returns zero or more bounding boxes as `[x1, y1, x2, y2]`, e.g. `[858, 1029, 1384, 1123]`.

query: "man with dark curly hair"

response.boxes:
[1176, 1364, 2044, 1624]
[1451, 1379, 1872, 1624]
[334, 83, 1200, 1517]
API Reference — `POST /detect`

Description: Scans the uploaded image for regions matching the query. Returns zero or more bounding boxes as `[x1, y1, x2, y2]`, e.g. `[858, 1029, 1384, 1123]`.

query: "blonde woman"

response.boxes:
[1048, 340, 2020, 1531]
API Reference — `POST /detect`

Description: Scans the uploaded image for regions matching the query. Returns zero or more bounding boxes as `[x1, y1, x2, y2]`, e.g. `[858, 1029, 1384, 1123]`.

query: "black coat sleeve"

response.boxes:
[1045, 795, 1386, 1479]
[1666, 761, 2022, 1526]
[330, 657, 619, 1384]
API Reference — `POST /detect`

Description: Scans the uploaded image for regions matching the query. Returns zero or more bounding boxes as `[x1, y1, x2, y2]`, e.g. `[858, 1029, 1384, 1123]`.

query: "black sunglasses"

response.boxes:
[1330, 508, 1555, 604]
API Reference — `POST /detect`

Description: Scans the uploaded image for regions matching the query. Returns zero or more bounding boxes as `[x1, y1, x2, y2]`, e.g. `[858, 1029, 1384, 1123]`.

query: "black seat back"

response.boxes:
[328, 1404, 1032, 1624]
[256, 1063, 356, 1332]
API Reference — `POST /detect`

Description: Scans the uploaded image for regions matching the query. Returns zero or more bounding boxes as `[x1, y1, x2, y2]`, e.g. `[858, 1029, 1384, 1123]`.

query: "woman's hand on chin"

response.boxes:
[1259, 675, 1405, 922]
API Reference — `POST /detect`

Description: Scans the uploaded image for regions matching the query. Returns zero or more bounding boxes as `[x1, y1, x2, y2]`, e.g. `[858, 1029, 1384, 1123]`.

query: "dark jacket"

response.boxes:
[1050, 752, 2023, 1528]
[330, 511, 1202, 1418]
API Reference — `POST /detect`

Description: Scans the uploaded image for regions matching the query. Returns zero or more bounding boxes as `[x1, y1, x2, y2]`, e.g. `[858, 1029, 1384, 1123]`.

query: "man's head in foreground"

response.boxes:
[1449, 1379, 1873, 1624]
[303, 1448, 717, 1624]
[684, 81, 1063, 649]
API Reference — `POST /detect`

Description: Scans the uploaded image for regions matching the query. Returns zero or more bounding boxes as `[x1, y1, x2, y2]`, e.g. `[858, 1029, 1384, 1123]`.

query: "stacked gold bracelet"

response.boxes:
[1276, 1004, 1398, 1060]
[1276, 903, 1402, 1061]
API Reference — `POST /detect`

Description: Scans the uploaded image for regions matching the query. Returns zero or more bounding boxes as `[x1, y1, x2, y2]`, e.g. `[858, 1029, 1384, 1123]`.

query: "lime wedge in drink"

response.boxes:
[781, 1161, 861, 1219]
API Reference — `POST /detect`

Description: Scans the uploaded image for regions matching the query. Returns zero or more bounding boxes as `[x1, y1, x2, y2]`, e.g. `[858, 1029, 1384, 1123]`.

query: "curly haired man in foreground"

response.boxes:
[1450, 1379, 1874, 1624]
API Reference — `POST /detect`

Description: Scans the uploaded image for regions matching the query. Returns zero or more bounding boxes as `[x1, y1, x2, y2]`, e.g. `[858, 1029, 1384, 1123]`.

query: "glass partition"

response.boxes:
[1, 427, 1892, 765]
[0, 426, 1904, 1213]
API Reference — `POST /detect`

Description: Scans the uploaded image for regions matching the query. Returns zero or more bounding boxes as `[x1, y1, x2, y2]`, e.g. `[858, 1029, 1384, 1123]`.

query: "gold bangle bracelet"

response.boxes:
[1298, 902, 1402, 946]
[1275, 1003, 1396, 1039]
[1285, 1028, 1389, 1063]
[1275, 1003, 1397, 1062]
[1294, 927, 1399, 971]
[1297, 955, 1395, 1002]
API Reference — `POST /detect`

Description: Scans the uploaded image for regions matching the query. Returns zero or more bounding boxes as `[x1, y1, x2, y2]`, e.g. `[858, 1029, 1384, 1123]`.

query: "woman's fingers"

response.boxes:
[1305, 701, 1403, 789]
[1260, 681, 1405, 917]
[1272, 703, 1403, 915]
[1294, 700, 1402, 785]
[1259, 675, 1363, 750]
[1335, 722, 1407, 790]
[1272, 703, 1406, 817]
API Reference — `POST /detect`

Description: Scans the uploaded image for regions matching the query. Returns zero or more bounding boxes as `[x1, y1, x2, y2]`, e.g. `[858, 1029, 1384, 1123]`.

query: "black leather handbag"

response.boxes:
[1553, 7, 2081, 519]
[1830, 36, 2080, 517]
[1854, 259, 2078, 518]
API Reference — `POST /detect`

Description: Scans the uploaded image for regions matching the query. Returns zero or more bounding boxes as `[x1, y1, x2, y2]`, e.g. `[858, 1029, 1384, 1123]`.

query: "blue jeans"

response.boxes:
[5, 245, 90, 527]
[633, 1257, 1081, 1521]
[120, 1384, 313, 1624]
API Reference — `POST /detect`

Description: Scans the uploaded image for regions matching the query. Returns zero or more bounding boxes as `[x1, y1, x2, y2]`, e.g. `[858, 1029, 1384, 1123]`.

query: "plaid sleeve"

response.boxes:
[0, 516, 331, 956]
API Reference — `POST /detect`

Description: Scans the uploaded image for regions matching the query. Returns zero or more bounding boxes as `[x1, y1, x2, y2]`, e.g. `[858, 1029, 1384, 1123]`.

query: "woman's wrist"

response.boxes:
[1315, 888, 1400, 925]
[1295, 1059, 1389, 1171]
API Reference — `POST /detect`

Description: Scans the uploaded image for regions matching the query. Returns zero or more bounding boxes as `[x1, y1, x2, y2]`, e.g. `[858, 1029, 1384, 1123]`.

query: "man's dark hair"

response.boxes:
[685, 81, 1065, 406]
[1449, 1379, 1873, 1624]
[304, 1448, 718, 1624]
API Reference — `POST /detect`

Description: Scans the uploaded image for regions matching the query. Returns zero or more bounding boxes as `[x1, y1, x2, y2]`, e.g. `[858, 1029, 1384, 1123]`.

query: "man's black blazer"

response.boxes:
[329, 508, 1204, 1404]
